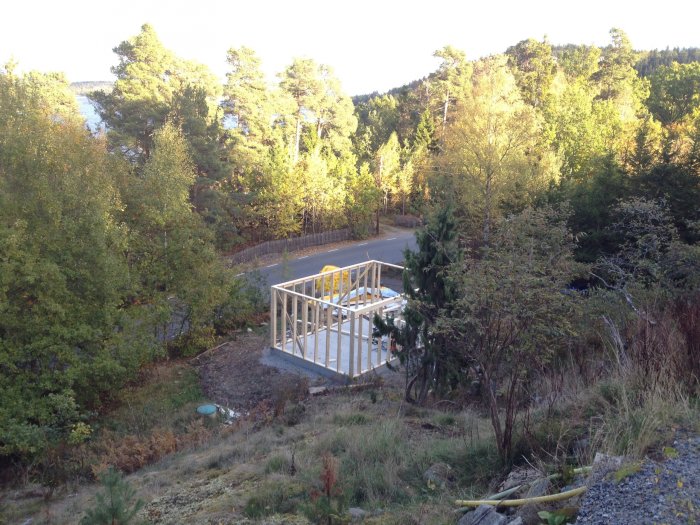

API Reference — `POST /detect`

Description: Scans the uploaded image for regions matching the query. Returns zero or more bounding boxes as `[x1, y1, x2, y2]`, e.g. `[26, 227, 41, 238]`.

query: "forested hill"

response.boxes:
[356, 45, 700, 105]
[352, 77, 425, 105]
[634, 47, 700, 76]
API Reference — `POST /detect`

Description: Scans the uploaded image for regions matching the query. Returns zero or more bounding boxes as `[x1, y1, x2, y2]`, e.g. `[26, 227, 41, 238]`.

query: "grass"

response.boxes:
[265, 454, 291, 474]
[13, 333, 697, 525]
[331, 412, 370, 425]
[242, 477, 306, 518]
[613, 461, 643, 483]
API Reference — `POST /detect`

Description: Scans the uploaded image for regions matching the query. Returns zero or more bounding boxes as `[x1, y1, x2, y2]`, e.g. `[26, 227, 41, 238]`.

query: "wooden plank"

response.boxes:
[379, 261, 404, 271]
[314, 301, 320, 363]
[349, 312, 356, 377]
[274, 260, 373, 288]
[271, 287, 337, 308]
[357, 314, 363, 374]
[363, 266, 368, 307]
[271, 288, 277, 348]
[325, 305, 332, 368]
[336, 309, 342, 373]
[301, 299, 308, 359]
[354, 295, 403, 315]
[366, 315, 371, 371]
[292, 295, 298, 355]
[354, 267, 360, 311]
[281, 292, 287, 351]
[284, 308, 305, 355]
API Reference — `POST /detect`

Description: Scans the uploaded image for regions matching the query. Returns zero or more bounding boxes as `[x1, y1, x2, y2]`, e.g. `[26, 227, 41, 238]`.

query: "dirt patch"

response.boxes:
[194, 333, 309, 413]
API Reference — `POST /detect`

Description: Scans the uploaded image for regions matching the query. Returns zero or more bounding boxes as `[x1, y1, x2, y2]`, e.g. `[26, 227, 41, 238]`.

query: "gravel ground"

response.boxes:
[575, 433, 700, 524]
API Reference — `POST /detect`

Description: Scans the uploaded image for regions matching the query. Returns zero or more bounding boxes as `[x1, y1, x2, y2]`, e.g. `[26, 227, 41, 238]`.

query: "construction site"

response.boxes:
[269, 260, 406, 380]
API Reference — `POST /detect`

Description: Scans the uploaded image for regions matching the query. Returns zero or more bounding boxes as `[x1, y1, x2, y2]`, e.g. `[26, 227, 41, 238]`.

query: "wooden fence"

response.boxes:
[225, 228, 351, 267]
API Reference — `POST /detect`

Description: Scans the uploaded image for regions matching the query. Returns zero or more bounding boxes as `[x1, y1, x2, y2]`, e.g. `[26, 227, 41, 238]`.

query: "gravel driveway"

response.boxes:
[575, 432, 699, 524]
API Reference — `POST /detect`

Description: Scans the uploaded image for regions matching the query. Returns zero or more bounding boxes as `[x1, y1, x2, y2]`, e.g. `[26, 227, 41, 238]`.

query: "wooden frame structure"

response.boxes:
[270, 260, 405, 379]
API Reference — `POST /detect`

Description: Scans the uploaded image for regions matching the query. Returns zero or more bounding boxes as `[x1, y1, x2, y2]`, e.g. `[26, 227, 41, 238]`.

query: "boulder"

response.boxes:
[423, 462, 454, 490]
[515, 478, 552, 525]
[348, 507, 369, 522]
[458, 505, 507, 525]
[498, 467, 541, 492]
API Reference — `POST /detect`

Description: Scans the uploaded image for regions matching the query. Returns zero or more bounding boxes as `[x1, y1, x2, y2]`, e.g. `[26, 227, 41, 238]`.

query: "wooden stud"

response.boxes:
[357, 313, 363, 374]
[301, 299, 308, 359]
[314, 301, 320, 363]
[366, 315, 371, 372]
[281, 292, 287, 352]
[349, 311, 356, 378]
[325, 305, 332, 368]
[271, 289, 277, 348]
[292, 295, 298, 356]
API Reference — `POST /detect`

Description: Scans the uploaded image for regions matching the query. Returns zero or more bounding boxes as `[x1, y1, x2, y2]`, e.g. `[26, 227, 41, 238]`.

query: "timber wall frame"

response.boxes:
[270, 260, 404, 379]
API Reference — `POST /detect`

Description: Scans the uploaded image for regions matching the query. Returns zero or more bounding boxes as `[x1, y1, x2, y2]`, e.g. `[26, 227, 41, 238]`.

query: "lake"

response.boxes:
[77, 95, 104, 132]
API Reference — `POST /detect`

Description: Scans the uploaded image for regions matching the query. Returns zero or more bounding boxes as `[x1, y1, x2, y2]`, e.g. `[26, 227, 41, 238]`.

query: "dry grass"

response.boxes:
[8, 295, 697, 525]
[1, 367, 501, 524]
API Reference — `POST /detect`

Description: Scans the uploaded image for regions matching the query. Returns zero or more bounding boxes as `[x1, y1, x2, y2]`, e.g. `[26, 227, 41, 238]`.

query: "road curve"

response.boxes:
[246, 230, 417, 286]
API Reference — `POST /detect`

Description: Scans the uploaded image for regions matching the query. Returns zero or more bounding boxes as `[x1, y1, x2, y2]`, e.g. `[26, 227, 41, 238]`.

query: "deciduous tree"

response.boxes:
[441, 207, 581, 462]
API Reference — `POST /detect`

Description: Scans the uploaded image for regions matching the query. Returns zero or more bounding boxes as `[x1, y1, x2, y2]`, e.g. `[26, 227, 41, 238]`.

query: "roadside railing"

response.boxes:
[225, 228, 351, 267]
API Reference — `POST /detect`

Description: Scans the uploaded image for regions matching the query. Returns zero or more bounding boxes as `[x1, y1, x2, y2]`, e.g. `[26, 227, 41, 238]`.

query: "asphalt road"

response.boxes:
[247, 229, 417, 286]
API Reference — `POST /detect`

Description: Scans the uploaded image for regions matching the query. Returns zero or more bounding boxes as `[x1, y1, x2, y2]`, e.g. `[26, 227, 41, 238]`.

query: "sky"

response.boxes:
[2, 0, 700, 96]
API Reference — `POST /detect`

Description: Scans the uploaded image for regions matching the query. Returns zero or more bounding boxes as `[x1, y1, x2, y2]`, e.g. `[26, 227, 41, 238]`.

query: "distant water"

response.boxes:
[77, 95, 104, 132]
[76, 95, 234, 132]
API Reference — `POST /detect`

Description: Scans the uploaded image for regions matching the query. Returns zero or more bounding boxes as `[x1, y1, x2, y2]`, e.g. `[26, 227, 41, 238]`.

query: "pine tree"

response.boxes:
[80, 468, 144, 525]
[374, 207, 460, 403]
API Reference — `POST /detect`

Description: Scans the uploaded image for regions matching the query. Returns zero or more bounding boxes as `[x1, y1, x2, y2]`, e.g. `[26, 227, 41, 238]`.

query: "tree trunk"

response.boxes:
[483, 171, 492, 246]
[294, 115, 301, 163]
[483, 368, 506, 462]
[442, 91, 450, 135]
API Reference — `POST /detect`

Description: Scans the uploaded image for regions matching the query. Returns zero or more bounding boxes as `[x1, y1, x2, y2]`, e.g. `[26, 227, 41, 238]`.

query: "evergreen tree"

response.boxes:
[80, 468, 145, 525]
[90, 24, 223, 171]
[505, 38, 557, 107]
[374, 208, 460, 403]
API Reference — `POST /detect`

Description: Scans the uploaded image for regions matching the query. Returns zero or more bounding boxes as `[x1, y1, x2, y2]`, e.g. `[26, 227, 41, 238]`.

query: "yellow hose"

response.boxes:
[455, 485, 587, 508]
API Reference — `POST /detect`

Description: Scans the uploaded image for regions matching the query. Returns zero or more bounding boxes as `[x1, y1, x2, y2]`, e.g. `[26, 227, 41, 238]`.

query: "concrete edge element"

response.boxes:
[265, 346, 398, 384]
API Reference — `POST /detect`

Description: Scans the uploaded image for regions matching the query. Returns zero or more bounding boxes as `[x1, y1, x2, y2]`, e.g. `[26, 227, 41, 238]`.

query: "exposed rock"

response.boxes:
[506, 518, 524, 525]
[525, 478, 551, 499]
[589, 453, 625, 485]
[423, 462, 454, 490]
[349, 507, 369, 522]
[592, 452, 623, 467]
[498, 467, 541, 492]
[458, 505, 507, 525]
[515, 477, 552, 525]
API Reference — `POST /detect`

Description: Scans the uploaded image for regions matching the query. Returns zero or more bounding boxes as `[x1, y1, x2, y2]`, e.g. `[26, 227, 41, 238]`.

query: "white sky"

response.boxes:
[2, 0, 699, 96]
